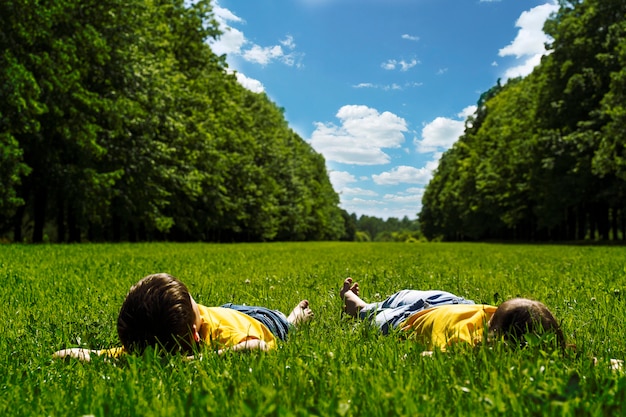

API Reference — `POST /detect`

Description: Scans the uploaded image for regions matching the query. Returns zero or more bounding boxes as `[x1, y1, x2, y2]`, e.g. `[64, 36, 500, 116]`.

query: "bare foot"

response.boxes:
[340, 277, 367, 318]
[287, 300, 314, 326]
[340, 277, 359, 298]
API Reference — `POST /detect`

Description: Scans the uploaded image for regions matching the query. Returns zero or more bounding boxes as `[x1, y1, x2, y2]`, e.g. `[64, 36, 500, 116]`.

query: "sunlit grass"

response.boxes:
[1, 242, 626, 415]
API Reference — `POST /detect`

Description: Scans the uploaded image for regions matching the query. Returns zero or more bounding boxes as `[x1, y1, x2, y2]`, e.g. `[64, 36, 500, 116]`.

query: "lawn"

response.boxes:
[1, 242, 626, 416]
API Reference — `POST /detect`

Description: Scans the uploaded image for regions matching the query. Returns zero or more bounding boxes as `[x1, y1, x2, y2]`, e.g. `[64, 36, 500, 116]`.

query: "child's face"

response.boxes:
[189, 296, 203, 343]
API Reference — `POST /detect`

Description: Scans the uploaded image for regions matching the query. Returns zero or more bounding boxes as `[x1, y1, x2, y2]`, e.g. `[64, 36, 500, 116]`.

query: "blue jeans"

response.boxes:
[359, 290, 475, 334]
[221, 303, 292, 341]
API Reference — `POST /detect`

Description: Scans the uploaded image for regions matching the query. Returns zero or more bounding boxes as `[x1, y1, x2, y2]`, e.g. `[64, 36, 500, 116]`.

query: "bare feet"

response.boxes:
[340, 277, 367, 318]
[287, 300, 314, 326]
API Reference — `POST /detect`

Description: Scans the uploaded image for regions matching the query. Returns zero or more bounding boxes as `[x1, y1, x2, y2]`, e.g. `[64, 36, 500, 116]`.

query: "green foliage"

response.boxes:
[355, 215, 420, 242]
[420, 0, 626, 242]
[0, 0, 344, 243]
[2, 242, 626, 415]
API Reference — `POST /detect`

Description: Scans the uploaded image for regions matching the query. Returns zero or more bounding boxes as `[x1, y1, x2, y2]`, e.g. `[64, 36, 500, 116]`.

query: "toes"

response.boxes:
[341, 278, 354, 295]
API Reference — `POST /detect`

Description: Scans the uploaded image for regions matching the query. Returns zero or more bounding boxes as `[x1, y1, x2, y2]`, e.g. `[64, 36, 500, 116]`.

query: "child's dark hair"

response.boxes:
[488, 298, 565, 351]
[117, 273, 196, 354]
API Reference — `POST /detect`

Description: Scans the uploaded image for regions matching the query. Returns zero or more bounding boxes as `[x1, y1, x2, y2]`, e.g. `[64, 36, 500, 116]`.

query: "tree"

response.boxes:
[420, 0, 626, 241]
[0, 0, 347, 243]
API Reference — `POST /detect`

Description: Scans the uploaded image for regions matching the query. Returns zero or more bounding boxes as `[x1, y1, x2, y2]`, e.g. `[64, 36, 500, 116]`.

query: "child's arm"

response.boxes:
[53, 348, 99, 362]
[53, 347, 123, 362]
[217, 338, 269, 355]
[186, 338, 269, 360]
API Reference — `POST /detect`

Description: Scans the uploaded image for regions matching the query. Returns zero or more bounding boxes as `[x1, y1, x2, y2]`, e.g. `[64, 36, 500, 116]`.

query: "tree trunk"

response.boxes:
[32, 187, 47, 243]
[56, 196, 66, 243]
[576, 205, 586, 240]
[567, 206, 576, 240]
[597, 203, 610, 240]
[111, 213, 121, 241]
[68, 203, 81, 243]
[13, 205, 25, 243]
[610, 207, 620, 241]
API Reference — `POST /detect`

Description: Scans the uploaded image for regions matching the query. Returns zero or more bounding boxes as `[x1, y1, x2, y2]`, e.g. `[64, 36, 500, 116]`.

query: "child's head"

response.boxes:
[488, 298, 565, 350]
[117, 273, 199, 354]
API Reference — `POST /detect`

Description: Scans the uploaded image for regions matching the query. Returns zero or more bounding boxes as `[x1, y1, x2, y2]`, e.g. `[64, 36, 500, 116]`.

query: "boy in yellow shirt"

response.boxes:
[339, 277, 564, 352]
[54, 273, 313, 361]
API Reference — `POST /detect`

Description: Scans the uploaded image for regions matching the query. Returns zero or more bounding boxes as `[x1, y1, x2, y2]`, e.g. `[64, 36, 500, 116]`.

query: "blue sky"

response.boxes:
[209, 0, 559, 220]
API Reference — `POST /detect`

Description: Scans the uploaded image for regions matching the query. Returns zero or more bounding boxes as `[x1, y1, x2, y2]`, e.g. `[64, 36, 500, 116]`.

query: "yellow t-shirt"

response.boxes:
[197, 305, 277, 350]
[400, 304, 497, 350]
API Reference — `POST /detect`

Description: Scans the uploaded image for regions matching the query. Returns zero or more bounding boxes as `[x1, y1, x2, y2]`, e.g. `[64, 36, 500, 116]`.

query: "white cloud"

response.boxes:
[280, 35, 296, 49]
[211, 27, 246, 57]
[418, 119, 464, 153]
[381, 60, 396, 71]
[309, 105, 408, 165]
[458, 105, 477, 119]
[339, 189, 424, 219]
[372, 166, 432, 185]
[406, 187, 425, 195]
[235, 72, 265, 93]
[499, 3, 559, 79]
[340, 196, 421, 220]
[329, 170, 357, 189]
[209, 1, 303, 95]
[416, 106, 475, 153]
[402, 34, 420, 41]
[210, 3, 246, 56]
[502, 54, 544, 79]
[352, 82, 422, 91]
[424, 156, 442, 173]
[381, 58, 419, 72]
[234, 35, 301, 67]
[242, 45, 284, 65]
[343, 197, 387, 207]
[342, 187, 379, 197]
[382, 190, 423, 204]
[213, 3, 244, 24]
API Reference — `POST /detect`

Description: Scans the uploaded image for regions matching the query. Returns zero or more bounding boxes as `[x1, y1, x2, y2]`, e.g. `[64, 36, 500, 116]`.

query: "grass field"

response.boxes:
[2, 242, 626, 416]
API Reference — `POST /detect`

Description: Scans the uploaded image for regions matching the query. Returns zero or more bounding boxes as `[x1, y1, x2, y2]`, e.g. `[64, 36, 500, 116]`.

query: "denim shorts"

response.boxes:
[220, 303, 292, 341]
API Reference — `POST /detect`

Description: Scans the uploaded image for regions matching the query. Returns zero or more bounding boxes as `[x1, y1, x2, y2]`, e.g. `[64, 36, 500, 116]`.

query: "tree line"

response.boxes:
[0, 0, 347, 243]
[347, 215, 420, 242]
[420, 0, 626, 242]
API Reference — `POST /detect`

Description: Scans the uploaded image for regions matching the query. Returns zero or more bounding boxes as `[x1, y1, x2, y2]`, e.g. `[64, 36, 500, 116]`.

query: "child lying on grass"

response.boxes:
[339, 277, 565, 353]
[339, 277, 624, 370]
[54, 273, 313, 361]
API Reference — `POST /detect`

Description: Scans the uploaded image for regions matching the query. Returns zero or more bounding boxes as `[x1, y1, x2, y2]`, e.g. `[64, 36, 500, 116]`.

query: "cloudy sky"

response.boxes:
[209, 0, 559, 220]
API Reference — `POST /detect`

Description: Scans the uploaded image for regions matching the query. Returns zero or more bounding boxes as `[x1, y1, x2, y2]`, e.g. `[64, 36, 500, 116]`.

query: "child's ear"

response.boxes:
[192, 324, 201, 343]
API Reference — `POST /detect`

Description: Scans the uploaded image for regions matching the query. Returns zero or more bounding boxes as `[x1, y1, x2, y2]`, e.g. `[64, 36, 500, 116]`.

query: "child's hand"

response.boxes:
[185, 353, 203, 361]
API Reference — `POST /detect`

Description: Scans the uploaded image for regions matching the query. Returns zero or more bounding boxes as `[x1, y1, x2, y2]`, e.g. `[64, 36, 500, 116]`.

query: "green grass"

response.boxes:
[1, 242, 626, 416]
